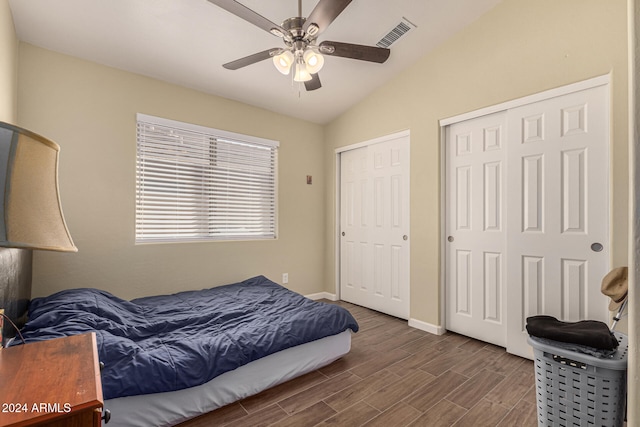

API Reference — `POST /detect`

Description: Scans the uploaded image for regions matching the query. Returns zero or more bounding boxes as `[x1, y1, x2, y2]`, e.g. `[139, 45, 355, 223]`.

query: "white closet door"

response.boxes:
[444, 83, 609, 358]
[505, 85, 610, 358]
[340, 146, 370, 308]
[445, 111, 508, 346]
[340, 134, 410, 319]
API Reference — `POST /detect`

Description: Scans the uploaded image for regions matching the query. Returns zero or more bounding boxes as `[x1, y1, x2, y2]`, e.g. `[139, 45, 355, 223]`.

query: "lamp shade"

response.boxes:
[303, 49, 324, 74]
[293, 62, 312, 82]
[0, 122, 77, 252]
[273, 51, 294, 75]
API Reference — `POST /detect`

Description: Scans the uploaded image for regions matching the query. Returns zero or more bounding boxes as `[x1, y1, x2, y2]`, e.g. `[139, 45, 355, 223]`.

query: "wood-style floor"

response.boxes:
[177, 300, 537, 427]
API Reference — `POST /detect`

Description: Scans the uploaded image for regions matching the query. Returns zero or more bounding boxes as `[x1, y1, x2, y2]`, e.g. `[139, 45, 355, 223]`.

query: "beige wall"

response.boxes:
[324, 0, 629, 327]
[0, 0, 18, 123]
[18, 44, 326, 300]
[13, 0, 630, 324]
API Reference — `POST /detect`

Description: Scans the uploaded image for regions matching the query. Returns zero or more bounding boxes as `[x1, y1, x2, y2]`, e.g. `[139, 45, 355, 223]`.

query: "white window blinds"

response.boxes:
[136, 114, 278, 243]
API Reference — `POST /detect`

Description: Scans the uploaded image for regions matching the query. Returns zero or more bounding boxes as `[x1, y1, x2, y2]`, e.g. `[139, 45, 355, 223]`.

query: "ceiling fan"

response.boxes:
[207, 0, 391, 91]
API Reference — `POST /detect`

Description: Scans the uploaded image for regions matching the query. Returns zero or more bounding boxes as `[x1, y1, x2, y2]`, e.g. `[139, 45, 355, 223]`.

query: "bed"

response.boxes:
[9, 275, 359, 426]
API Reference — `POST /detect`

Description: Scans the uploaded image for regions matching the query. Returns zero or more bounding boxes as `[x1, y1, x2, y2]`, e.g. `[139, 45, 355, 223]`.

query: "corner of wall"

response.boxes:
[0, 0, 18, 123]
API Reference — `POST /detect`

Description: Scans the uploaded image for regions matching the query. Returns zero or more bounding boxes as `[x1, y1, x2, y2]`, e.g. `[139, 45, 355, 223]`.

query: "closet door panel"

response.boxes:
[446, 111, 507, 346]
[505, 85, 609, 358]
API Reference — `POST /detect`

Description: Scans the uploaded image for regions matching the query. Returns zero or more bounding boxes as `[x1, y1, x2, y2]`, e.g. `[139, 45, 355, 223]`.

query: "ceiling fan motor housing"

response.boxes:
[282, 17, 314, 44]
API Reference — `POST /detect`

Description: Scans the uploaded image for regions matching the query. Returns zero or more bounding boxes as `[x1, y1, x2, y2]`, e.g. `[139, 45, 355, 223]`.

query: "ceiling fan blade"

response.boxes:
[208, 0, 290, 39]
[305, 73, 322, 91]
[303, 0, 352, 36]
[319, 41, 390, 63]
[223, 48, 282, 70]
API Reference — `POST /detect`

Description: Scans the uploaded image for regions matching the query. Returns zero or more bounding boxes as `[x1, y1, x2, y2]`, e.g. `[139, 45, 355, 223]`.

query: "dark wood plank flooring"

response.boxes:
[177, 300, 536, 427]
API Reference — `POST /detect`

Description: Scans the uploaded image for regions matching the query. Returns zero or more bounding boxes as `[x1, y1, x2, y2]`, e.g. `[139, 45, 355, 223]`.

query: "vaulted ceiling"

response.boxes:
[9, 0, 502, 124]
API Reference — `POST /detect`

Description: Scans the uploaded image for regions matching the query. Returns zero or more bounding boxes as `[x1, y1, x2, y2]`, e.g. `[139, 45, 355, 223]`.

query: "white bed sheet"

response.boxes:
[104, 330, 352, 427]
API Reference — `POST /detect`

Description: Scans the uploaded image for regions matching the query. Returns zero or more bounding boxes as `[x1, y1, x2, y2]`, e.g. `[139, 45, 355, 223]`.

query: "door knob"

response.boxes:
[448, 236, 454, 242]
[403, 235, 408, 241]
[591, 242, 603, 252]
[341, 232, 345, 236]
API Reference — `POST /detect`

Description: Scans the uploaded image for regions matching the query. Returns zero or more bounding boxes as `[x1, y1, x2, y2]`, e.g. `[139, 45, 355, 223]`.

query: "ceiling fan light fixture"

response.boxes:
[210, 0, 391, 92]
[293, 62, 312, 82]
[273, 50, 294, 75]
[303, 49, 324, 74]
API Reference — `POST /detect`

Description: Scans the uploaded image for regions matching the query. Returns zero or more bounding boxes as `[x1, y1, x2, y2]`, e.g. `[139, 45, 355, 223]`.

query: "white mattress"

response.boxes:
[104, 330, 352, 427]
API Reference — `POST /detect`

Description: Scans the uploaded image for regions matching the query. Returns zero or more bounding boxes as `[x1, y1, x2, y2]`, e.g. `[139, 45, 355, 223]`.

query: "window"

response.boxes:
[135, 114, 278, 243]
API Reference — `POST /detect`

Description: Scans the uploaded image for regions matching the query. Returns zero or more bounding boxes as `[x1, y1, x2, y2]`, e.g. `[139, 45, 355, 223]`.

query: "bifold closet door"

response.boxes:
[445, 111, 508, 347]
[340, 135, 410, 319]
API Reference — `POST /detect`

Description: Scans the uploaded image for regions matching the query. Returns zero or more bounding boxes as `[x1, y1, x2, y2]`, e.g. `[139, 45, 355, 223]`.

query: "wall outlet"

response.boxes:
[282, 273, 289, 284]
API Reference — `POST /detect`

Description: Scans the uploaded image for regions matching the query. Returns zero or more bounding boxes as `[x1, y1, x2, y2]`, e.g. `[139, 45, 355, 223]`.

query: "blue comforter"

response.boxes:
[14, 276, 358, 399]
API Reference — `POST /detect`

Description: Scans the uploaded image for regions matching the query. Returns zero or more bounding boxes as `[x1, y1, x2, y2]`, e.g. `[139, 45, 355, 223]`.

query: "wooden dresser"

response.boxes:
[0, 333, 104, 427]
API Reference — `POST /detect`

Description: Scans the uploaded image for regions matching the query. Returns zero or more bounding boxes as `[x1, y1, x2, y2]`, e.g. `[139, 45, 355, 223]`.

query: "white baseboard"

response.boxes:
[305, 292, 337, 301]
[301, 297, 444, 334]
[408, 318, 445, 335]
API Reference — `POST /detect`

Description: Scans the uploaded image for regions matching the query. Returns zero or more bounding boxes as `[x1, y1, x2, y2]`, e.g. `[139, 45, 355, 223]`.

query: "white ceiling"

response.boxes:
[9, 0, 502, 124]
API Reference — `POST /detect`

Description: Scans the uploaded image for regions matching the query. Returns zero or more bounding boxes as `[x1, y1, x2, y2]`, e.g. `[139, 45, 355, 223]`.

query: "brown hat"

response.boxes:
[601, 267, 628, 311]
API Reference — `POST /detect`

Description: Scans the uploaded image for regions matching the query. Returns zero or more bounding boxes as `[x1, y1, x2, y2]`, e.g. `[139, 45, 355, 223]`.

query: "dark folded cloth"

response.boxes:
[528, 336, 617, 358]
[526, 315, 618, 351]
